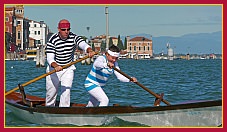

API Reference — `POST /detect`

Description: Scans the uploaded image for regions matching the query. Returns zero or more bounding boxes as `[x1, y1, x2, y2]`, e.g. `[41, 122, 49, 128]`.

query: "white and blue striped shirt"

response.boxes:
[46, 32, 90, 66]
[84, 55, 130, 91]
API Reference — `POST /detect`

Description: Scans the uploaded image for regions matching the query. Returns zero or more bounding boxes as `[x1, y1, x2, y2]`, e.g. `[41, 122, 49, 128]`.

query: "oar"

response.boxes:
[5, 52, 99, 96]
[113, 67, 171, 106]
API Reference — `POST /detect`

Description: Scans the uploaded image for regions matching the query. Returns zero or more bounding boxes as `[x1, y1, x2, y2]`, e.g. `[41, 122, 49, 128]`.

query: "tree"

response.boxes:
[117, 35, 124, 50]
[91, 43, 95, 51]
[101, 41, 106, 52]
[124, 37, 127, 50]
[108, 37, 113, 48]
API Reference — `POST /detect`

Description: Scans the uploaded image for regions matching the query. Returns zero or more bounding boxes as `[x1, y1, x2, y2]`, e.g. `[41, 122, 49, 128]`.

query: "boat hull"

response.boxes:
[5, 92, 222, 127]
[6, 103, 222, 126]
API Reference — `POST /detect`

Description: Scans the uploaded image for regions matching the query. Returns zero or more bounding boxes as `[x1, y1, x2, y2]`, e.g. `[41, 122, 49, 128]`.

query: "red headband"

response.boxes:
[58, 23, 70, 28]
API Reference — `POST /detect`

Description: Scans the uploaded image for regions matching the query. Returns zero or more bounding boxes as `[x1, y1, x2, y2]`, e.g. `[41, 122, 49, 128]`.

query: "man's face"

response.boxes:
[58, 28, 70, 40]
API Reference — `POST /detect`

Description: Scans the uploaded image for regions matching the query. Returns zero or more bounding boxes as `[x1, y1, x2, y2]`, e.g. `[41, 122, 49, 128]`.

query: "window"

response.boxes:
[17, 21, 21, 25]
[5, 17, 9, 22]
[144, 46, 146, 51]
[38, 31, 40, 35]
[18, 31, 21, 39]
[34, 24, 36, 27]
[134, 46, 136, 51]
[35, 31, 37, 35]
[35, 40, 41, 44]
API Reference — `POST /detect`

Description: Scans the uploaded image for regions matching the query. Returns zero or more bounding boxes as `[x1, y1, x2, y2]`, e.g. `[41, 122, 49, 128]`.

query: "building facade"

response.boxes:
[126, 36, 153, 59]
[29, 20, 48, 48]
[5, 6, 16, 52]
[5, 5, 30, 51]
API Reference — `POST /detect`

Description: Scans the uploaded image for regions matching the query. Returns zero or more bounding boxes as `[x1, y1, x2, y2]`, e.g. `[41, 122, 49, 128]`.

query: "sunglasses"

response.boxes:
[60, 28, 71, 31]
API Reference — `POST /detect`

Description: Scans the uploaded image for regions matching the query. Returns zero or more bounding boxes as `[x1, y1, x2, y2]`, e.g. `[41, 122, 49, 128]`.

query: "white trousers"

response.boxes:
[45, 65, 75, 107]
[86, 87, 109, 107]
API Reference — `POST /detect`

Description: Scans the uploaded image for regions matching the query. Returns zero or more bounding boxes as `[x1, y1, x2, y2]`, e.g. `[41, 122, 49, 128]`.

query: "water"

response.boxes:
[5, 59, 222, 127]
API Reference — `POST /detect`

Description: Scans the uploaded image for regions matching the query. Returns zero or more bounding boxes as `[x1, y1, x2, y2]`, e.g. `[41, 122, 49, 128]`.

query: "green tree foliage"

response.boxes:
[91, 43, 95, 51]
[101, 41, 106, 52]
[117, 35, 124, 50]
[109, 37, 113, 47]
[124, 37, 127, 50]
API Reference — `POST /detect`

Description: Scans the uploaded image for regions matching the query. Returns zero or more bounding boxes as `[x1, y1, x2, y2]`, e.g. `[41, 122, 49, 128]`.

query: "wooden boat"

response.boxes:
[5, 90, 222, 127]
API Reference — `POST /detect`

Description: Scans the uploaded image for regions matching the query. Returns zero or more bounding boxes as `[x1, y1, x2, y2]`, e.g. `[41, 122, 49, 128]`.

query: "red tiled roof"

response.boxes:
[130, 37, 151, 41]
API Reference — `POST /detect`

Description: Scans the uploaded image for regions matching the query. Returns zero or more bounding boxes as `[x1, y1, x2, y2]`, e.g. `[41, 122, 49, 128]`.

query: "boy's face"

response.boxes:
[107, 54, 118, 64]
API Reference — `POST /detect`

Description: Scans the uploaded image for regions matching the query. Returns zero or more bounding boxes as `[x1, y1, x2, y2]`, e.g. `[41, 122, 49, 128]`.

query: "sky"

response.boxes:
[18, 4, 222, 38]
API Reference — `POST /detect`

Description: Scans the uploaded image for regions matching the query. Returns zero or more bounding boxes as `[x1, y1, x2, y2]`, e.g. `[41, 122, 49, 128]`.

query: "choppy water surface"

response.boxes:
[5, 59, 222, 127]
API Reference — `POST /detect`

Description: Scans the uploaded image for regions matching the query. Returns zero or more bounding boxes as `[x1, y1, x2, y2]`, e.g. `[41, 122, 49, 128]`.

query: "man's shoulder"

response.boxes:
[69, 32, 77, 37]
[49, 33, 59, 39]
[69, 32, 83, 39]
[48, 33, 59, 43]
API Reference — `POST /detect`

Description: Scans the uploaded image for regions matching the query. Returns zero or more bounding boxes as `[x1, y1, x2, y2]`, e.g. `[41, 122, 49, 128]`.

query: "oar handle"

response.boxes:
[5, 52, 99, 96]
[113, 67, 171, 106]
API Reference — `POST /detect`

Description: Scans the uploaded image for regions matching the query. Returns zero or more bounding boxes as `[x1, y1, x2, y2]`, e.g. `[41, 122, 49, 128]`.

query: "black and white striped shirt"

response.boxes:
[46, 32, 90, 66]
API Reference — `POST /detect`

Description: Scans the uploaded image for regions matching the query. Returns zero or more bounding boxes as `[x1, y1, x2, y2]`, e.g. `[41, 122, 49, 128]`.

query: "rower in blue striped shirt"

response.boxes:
[84, 45, 137, 107]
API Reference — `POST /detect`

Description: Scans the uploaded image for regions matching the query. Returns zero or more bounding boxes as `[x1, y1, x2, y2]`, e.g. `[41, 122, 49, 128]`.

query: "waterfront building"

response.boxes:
[126, 36, 153, 59]
[90, 35, 106, 52]
[5, 6, 17, 53]
[111, 36, 118, 46]
[28, 20, 48, 48]
[5, 7, 16, 47]
[91, 39, 101, 52]
[5, 5, 30, 51]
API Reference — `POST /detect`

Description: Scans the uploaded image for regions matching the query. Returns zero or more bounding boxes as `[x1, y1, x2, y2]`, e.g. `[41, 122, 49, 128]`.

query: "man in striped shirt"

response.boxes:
[84, 45, 137, 107]
[45, 19, 95, 107]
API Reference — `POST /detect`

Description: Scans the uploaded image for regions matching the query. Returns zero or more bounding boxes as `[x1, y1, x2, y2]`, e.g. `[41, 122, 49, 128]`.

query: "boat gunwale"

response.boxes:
[5, 92, 222, 115]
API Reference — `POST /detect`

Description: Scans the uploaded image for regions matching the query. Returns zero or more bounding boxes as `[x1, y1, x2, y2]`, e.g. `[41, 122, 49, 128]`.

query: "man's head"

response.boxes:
[58, 19, 71, 39]
[106, 45, 120, 63]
